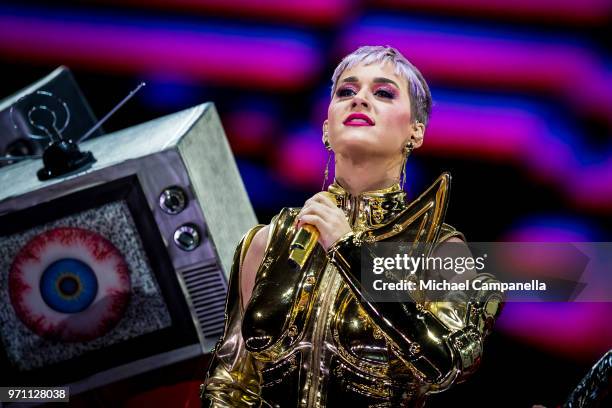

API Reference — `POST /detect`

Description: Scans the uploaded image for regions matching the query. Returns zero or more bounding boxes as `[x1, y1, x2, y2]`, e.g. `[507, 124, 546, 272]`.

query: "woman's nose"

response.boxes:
[351, 93, 370, 109]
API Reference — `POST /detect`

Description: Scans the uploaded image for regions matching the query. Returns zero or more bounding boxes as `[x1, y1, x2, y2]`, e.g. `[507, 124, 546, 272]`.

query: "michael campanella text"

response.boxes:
[372, 279, 547, 293]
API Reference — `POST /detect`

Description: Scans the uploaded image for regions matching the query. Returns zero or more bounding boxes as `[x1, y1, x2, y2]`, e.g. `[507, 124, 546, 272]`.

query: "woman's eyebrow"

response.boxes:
[373, 77, 400, 88]
[341, 76, 359, 83]
[340, 76, 400, 89]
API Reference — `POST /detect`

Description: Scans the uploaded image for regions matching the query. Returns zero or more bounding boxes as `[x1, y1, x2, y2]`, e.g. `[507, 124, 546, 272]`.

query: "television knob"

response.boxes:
[173, 224, 201, 251]
[159, 186, 187, 214]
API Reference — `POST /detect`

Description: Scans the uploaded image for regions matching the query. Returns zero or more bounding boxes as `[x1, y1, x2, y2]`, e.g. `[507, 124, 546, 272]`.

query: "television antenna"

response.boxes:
[0, 82, 146, 181]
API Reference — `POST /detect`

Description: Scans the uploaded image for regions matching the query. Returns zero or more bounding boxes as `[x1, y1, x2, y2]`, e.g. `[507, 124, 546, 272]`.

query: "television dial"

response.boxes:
[159, 186, 187, 214]
[173, 224, 201, 251]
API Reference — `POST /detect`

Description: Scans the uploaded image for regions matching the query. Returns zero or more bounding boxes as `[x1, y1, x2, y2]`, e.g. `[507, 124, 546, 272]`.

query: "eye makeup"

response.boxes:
[373, 85, 398, 99]
[335, 83, 398, 100]
[336, 84, 358, 98]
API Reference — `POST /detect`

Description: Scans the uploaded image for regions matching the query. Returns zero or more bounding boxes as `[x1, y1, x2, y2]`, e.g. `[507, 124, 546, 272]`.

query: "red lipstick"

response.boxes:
[343, 113, 374, 126]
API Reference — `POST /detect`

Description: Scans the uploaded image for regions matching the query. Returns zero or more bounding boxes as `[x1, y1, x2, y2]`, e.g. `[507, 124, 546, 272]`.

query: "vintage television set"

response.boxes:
[0, 103, 256, 395]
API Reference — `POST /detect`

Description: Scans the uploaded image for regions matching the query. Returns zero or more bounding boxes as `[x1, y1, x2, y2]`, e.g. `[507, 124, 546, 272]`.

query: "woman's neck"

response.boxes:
[333, 152, 403, 196]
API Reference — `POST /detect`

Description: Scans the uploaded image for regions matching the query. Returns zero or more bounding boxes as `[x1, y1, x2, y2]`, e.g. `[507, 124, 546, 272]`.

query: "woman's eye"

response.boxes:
[336, 87, 356, 97]
[375, 89, 395, 99]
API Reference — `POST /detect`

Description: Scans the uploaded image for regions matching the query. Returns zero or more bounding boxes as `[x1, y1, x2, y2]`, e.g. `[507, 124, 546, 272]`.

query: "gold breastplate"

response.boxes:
[242, 178, 458, 407]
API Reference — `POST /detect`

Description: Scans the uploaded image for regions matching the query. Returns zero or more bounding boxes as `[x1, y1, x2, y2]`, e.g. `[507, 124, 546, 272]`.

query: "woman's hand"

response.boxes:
[297, 192, 352, 251]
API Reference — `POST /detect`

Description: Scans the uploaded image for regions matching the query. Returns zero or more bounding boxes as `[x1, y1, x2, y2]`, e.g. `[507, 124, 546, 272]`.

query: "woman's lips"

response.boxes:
[343, 113, 374, 126]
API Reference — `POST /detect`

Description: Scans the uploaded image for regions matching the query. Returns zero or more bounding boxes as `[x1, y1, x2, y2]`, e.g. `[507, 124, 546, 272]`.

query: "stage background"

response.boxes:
[0, 1, 611, 407]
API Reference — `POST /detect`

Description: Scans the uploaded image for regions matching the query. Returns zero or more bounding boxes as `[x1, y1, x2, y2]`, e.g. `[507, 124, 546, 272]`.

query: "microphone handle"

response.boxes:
[288, 224, 319, 269]
[288, 192, 336, 269]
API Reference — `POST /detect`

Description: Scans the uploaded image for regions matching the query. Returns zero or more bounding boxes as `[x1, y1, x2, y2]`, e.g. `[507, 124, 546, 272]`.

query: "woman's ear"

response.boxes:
[322, 120, 329, 145]
[410, 121, 425, 148]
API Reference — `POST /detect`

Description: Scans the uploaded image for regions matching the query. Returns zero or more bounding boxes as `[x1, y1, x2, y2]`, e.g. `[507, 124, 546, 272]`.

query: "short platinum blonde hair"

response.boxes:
[331, 45, 432, 126]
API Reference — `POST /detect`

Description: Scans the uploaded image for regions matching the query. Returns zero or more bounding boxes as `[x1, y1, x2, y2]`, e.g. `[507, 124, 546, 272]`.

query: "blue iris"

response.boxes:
[40, 258, 98, 313]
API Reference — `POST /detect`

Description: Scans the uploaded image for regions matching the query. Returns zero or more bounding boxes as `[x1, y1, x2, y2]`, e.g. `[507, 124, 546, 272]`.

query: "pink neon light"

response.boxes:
[224, 111, 278, 156]
[422, 103, 538, 160]
[96, 0, 353, 25]
[421, 101, 612, 211]
[377, 0, 611, 25]
[497, 302, 612, 362]
[275, 130, 328, 188]
[0, 16, 321, 90]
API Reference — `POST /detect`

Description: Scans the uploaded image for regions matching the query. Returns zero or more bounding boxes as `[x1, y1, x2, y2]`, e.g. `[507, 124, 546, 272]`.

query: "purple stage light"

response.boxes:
[92, 0, 354, 26]
[275, 129, 328, 189]
[419, 96, 612, 211]
[375, 0, 611, 25]
[497, 302, 612, 361]
[485, 217, 611, 361]
[224, 110, 279, 156]
[0, 11, 322, 90]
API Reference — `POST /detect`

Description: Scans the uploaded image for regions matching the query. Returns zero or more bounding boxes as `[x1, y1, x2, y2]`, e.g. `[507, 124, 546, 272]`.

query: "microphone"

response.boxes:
[288, 192, 337, 269]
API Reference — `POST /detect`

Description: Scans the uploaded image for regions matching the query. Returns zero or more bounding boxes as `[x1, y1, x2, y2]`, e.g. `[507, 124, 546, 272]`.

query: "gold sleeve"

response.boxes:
[200, 225, 265, 408]
[327, 224, 504, 389]
[425, 225, 504, 389]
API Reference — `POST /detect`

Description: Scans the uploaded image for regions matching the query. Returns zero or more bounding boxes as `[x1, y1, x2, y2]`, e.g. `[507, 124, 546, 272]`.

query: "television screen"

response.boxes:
[0, 176, 200, 387]
[0, 199, 173, 371]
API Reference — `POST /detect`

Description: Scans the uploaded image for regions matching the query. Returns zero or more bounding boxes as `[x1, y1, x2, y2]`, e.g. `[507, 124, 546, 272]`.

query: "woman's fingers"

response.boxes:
[297, 202, 333, 228]
[298, 192, 352, 250]
[298, 214, 325, 233]
[311, 192, 337, 208]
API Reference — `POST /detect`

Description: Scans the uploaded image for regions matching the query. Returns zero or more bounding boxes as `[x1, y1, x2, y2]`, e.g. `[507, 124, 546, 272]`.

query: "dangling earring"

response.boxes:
[400, 141, 414, 190]
[322, 128, 333, 190]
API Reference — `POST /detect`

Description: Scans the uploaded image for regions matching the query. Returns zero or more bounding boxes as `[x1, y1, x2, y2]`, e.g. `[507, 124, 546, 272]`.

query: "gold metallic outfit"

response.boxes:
[201, 173, 503, 407]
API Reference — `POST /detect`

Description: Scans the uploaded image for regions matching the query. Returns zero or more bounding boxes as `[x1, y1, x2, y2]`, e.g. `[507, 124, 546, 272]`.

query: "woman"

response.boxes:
[201, 46, 503, 407]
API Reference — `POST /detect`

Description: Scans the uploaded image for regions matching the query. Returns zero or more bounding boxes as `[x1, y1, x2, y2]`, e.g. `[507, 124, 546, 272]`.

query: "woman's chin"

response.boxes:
[333, 139, 384, 159]
[334, 129, 377, 144]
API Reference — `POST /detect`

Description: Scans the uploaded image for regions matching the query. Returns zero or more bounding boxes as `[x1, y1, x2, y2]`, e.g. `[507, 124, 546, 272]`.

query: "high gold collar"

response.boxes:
[327, 180, 407, 231]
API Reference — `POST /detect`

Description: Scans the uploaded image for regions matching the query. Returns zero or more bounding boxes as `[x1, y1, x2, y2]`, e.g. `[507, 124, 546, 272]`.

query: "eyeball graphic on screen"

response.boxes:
[9, 227, 131, 342]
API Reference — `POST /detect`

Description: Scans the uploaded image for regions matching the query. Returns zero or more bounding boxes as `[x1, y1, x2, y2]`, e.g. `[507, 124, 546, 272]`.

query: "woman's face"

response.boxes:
[326, 61, 422, 160]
